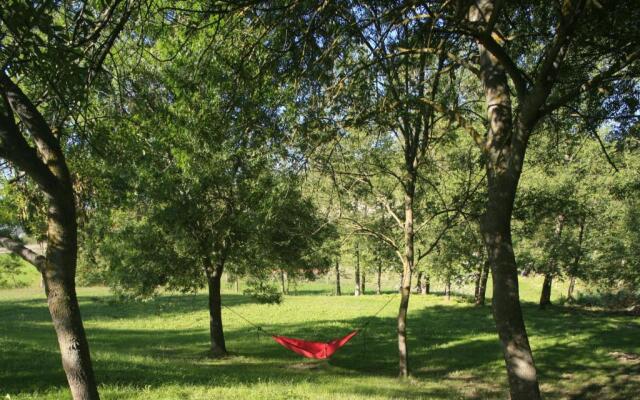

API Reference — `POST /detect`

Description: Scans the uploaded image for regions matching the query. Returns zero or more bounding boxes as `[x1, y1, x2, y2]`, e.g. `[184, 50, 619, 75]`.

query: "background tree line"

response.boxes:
[1, 1, 639, 399]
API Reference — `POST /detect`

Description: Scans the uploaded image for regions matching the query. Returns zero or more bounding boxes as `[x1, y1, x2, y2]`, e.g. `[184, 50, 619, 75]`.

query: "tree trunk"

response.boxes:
[42, 177, 99, 400]
[540, 214, 565, 309]
[376, 262, 382, 295]
[445, 277, 451, 300]
[205, 257, 227, 357]
[398, 187, 415, 378]
[361, 270, 366, 294]
[567, 277, 576, 301]
[474, 270, 481, 300]
[422, 274, 430, 295]
[43, 208, 100, 400]
[475, 260, 490, 306]
[354, 242, 361, 296]
[415, 272, 422, 294]
[0, 56, 105, 400]
[567, 217, 585, 302]
[39, 138, 99, 400]
[335, 260, 342, 296]
[280, 269, 287, 295]
[470, 1, 541, 396]
[539, 274, 553, 309]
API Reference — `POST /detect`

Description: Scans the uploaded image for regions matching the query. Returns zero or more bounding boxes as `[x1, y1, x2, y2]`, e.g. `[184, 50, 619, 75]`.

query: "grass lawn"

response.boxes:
[1, 273, 639, 399]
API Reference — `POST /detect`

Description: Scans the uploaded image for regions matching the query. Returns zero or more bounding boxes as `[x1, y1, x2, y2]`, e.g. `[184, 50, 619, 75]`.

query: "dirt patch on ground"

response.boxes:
[609, 351, 640, 364]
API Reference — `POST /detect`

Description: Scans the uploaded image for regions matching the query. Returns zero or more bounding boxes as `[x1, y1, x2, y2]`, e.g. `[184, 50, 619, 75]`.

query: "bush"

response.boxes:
[575, 289, 640, 309]
[243, 278, 282, 304]
[0, 254, 28, 289]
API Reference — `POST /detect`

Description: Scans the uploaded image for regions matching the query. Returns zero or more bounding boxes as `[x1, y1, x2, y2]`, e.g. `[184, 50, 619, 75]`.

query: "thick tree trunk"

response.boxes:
[469, 1, 542, 397]
[539, 274, 553, 309]
[205, 257, 227, 357]
[39, 137, 99, 400]
[475, 260, 490, 306]
[0, 58, 105, 400]
[354, 243, 361, 296]
[335, 261, 342, 296]
[376, 262, 382, 295]
[44, 202, 100, 400]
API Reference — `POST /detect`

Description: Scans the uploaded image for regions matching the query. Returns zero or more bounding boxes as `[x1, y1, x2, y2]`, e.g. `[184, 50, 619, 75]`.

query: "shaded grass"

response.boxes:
[1, 278, 638, 399]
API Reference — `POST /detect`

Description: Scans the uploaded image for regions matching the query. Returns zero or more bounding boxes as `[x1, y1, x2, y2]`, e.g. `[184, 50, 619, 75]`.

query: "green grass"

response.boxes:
[0, 254, 41, 289]
[1, 274, 639, 399]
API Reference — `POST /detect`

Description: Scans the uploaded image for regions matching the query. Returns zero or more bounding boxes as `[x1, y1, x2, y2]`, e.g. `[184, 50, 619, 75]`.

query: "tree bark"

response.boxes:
[445, 277, 451, 300]
[475, 260, 490, 306]
[470, 2, 541, 397]
[567, 277, 576, 301]
[335, 260, 342, 296]
[422, 274, 430, 295]
[474, 270, 481, 300]
[398, 186, 415, 378]
[539, 274, 553, 309]
[540, 214, 565, 309]
[415, 272, 422, 294]
[376, 262, 382, 295]
[354, 242, 361, 296]
[205, 256, 227, 357]
[567, 218, 585, 301]
[280, 269, 287, 295]
[44, 201, 100, 400]
[0, 73, 100, 400]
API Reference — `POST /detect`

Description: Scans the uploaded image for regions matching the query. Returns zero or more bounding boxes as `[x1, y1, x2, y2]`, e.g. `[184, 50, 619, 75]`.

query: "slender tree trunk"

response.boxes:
[475, 260, 490, 306]
[415, 272, 422, 294]
[540, 214, 565, 309]
[422, 274, 430, 294]
[445, 277, 451, 300]
[567, 218, 585, 301]
[398, 187, 415, 378]
[236, 277, 239, 293]
[354, 242, 361, 296]
[280, 269, 287, 295]
[567, 277, 576, 301]
[539, 274, 553, 309]
[361, 270, 366, 294]
[376, 262, 382, 295]
[335, 260, 342, 296]
[205, 256, 227, 357]
[474, 269, 481, 299]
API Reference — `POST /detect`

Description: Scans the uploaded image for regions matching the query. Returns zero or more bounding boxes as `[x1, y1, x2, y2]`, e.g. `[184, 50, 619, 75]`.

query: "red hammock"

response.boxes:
[272, 330, 358, 359]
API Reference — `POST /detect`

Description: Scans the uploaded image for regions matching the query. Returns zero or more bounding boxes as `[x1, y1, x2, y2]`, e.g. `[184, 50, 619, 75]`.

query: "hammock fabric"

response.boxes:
[272, 330, 358, 359]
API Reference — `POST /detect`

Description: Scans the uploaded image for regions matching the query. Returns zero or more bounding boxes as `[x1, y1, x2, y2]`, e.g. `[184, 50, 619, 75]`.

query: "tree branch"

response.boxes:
[0, 236, 46, 273]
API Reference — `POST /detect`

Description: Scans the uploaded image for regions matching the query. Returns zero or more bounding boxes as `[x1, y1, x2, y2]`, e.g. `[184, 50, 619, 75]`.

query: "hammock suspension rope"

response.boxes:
[221, 293, 398, 359]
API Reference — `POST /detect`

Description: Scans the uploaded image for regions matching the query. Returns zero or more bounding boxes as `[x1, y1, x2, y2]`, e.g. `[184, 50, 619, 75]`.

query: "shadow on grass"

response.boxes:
[1, 293, 639, 399]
